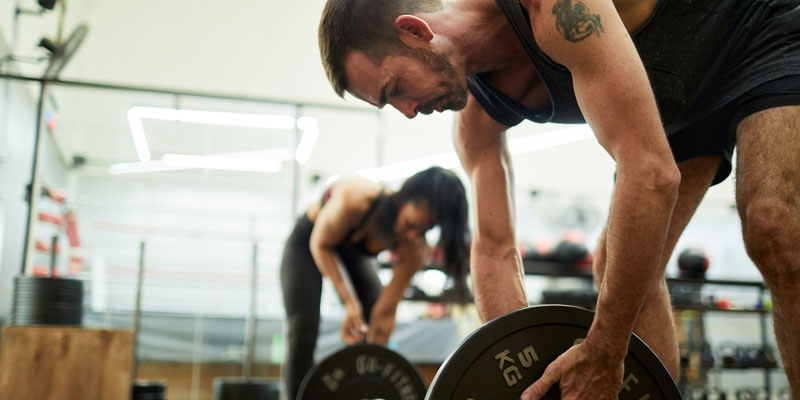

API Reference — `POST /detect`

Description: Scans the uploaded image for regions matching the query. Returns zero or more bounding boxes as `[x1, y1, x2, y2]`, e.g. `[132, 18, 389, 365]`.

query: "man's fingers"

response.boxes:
[520, 364, 559, 400]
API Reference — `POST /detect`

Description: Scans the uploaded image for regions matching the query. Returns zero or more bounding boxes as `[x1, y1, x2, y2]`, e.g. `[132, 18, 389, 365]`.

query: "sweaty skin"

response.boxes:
[341, 0, 678, 398]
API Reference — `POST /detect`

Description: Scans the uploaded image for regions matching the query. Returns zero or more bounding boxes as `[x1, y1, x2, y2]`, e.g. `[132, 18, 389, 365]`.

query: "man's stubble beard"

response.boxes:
[410, 48, 469, 113]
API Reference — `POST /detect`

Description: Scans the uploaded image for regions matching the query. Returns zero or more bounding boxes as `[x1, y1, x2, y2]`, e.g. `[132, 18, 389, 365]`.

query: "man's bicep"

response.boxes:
[526, 0, 668, 160]
[526, 0, 628, 63]
[571, 66, 670, 165]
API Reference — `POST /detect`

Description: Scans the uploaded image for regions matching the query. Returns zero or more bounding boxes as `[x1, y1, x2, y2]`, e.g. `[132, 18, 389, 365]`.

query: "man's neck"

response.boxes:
[423, 0, 524, 76]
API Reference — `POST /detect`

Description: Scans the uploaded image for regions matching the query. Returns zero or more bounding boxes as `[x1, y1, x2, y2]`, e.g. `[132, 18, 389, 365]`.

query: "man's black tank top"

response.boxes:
[320, 187, 385, 256]
[467, 0, 800, 134]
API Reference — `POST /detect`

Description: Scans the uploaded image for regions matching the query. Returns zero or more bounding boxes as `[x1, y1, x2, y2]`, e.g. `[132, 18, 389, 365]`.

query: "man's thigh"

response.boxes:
[735, 105, 800, 210]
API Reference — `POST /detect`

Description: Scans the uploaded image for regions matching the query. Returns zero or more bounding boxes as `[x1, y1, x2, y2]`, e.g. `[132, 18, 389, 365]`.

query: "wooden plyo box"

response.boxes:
[0, 326, 133, 400]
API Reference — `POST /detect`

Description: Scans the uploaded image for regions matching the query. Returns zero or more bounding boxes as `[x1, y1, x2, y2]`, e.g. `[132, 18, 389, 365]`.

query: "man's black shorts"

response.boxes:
[668, 75, 800, 185]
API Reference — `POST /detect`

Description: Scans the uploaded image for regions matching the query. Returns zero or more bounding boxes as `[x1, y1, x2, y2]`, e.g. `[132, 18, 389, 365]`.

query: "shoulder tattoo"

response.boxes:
[552, 0, 605, 42]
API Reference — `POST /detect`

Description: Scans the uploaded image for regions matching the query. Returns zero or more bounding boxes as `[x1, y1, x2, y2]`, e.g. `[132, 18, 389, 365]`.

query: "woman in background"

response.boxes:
[280, 166, 470, 399]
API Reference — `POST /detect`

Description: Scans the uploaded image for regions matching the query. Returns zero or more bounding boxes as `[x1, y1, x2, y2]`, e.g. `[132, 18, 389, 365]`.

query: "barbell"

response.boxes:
[299, 305, 681, 399]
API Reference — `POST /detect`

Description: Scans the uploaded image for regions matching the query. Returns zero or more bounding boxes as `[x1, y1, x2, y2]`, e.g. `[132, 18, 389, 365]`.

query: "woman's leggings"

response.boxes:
[279, 215, 382, 399]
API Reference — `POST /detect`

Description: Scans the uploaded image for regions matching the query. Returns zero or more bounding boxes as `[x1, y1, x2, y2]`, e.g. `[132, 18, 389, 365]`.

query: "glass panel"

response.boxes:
[293, 105, 380, 209]
[0, 78, 41, 285]
[14, 80, 376, 399]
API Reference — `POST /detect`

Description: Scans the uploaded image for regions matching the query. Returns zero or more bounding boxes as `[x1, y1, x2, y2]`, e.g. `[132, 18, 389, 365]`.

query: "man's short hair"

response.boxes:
[319, 0, 443, 97]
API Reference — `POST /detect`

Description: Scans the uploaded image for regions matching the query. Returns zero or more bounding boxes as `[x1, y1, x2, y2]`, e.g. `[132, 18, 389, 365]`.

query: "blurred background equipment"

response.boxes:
[41, 23, 88, 79]
[10, 274, 82, 325]
[678, 247, 710, 280]
[212, 377, 280, 400]
[132, 380, 168, 400]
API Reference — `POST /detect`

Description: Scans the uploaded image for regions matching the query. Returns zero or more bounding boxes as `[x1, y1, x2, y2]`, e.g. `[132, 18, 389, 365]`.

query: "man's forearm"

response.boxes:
[454, 109, 526, 323]
[471, 242, 528, 322]
[587, 166, 679, 358]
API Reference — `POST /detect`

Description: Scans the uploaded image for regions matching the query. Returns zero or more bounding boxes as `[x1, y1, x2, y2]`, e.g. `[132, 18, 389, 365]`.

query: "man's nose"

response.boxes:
[391, 99, 418, 118]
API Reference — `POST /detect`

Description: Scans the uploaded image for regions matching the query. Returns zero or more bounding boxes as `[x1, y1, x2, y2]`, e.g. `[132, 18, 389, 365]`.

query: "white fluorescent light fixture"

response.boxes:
[357, 125, 594, 182]
[507, 125, 594, 155]
[326, 174, 341, 186]
[129, 106, 295, 129]
[127, 106, 297, 162]
[162, 154, 282, 173]
[109, 159, 186, 175]
[108, 149, 294, 175]
[127, 108, 152, 162]
[358, 152, 460, 182]
[295, 116, 319, 165]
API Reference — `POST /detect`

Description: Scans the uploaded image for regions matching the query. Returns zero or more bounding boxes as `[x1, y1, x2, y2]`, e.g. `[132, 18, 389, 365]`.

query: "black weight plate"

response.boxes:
[213, 377, 280, 400]
[298, 343, 427, 400]
[14, 275, 84, 288]
[132, 380, 167, 400]
[11, 276, 83, 326]
[14, 291, 83, 299]
[426, 305, 681, 400]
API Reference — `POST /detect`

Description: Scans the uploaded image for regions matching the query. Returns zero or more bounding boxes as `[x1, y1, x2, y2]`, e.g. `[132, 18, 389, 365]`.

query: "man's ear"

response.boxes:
[394, 15, 434, 44]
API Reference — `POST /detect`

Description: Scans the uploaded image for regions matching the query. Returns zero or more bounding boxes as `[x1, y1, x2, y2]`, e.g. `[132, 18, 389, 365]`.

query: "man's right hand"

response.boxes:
[522, 340, 624, 400]
[341, 303, 367, 344]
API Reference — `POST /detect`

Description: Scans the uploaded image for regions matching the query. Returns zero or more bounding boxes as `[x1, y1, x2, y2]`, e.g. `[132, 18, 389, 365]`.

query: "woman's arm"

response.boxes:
[309, 184, 370, 343]
[366, 236, 428, 345]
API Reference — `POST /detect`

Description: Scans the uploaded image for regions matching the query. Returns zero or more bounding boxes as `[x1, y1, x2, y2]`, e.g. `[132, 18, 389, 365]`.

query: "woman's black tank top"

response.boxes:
[320, 187, 385, 256]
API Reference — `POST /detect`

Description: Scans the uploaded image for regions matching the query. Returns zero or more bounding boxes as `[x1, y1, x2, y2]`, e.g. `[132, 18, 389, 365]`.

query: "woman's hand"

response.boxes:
[367, 304, 397, 346]
[341, 302, 367, 344]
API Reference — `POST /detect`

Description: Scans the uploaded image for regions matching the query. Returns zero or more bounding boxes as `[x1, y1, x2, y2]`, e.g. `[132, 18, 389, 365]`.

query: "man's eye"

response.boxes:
[392, 84, 402, 97]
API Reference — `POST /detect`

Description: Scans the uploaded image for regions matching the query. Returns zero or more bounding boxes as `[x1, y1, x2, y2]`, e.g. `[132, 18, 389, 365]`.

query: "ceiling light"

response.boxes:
[127, 108, 152, 162]
[356, 125, 594, 182]
[357, 153, 460, 182]
[325, 175, 341, 186]
[127, 106, 296, 162]
[108, 149, 291, 175]
[162, 154, 282, 173]
[108, 159, 184, 175]
[507, 125, 593, 155]
[129, 106, 296, 129]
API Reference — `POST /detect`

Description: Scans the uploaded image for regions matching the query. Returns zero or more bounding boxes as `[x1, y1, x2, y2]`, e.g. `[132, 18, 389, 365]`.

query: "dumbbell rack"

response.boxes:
[669, 277, 776, 398]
